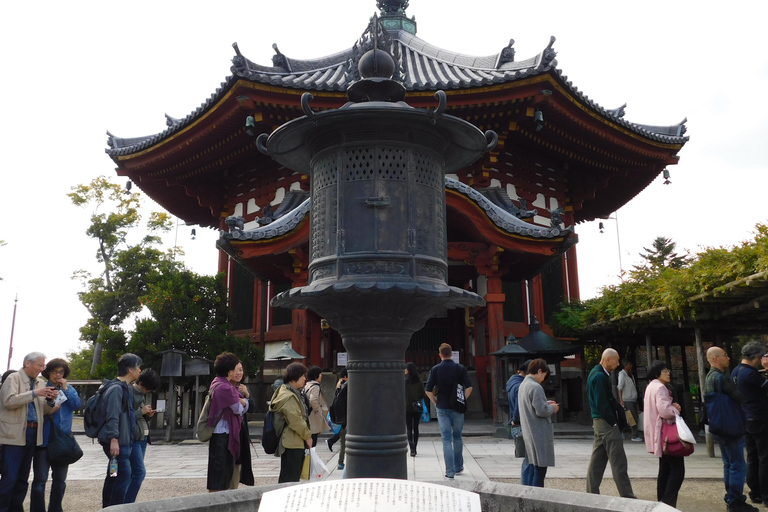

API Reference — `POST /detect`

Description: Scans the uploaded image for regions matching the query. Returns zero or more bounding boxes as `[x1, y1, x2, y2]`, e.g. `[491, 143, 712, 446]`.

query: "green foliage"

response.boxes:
[560, 224, 768, 333]
[66, 345, 95, 380]
[634, 236, 690, 273]
[69, 176, 173, 373]
[550, 300, 594, 337]
[128, 265, 264, 376]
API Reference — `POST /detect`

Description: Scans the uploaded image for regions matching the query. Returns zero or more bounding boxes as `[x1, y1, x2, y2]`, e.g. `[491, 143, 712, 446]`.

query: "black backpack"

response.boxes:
[329, 381, 348, 424]
[84, 380, 117, 438]
[262, 409, 283, 454]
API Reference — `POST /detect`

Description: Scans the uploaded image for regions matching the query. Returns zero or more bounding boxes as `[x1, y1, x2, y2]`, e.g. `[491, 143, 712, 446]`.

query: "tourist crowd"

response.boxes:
[3, 339, 767, 512]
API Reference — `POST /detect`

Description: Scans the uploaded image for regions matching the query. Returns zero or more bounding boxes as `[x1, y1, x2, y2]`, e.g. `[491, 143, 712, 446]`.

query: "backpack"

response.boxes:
[262, 409, 283, 454]
[329, 381, 348, 424]
[83, 380, 116, 438]
[195, 384, 220, 442]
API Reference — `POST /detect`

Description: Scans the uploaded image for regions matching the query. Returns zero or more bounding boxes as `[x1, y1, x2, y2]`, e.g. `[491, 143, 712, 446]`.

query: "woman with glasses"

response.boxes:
[31, 359, 81, 512]
[643, 361, 685, 507]
[269, 362, 312, 483]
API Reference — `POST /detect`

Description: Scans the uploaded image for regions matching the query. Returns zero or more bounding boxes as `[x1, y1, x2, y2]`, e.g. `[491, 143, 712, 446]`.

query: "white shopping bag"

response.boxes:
[675, 411, 696, 444]
[308, 447, 329, 480]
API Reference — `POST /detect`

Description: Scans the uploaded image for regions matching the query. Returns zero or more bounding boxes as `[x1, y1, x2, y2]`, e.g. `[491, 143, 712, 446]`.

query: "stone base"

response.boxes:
[104, 480, 677, 512]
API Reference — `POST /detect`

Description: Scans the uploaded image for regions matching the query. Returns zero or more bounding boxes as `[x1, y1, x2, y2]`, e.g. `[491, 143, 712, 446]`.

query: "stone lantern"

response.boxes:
[256, 18, 495, 479]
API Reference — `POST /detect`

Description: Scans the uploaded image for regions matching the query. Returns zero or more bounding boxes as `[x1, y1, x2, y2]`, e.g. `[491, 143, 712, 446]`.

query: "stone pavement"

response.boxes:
[64, 421, 724, 482]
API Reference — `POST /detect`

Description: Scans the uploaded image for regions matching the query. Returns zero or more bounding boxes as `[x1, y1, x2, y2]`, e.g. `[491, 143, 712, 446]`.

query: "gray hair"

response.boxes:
[23, 352, 46, 365]
[741, 341, 766, 360]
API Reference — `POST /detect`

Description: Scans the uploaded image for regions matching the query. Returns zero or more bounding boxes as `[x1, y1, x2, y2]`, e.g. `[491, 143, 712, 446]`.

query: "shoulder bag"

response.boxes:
[661, 418, 694, 457]
[705, 373, 746, 439]
[450, 364, 468, 413]
[47, 418, 84, 465]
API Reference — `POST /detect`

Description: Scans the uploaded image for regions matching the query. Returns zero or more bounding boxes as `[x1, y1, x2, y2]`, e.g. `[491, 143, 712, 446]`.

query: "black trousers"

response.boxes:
[405, 412, 420, 452]
[278, 448, 305, 483]
[745, 419, 768, 502]
[657, 454, 685, 507]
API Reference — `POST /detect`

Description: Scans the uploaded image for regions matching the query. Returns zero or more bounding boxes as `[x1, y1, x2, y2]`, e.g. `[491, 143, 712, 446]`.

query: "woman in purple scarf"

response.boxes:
[206, 352, 248, 491]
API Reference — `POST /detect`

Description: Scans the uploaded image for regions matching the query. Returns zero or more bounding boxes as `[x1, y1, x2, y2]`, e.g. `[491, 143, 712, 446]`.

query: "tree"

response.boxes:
[635, 236, 690, 273]
[128, 264, 264, 375]
[69, 176, 173, 376]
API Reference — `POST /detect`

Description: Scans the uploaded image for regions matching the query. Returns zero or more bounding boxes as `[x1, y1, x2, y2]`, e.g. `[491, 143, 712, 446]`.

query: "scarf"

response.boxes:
[207, 376, 243, 457]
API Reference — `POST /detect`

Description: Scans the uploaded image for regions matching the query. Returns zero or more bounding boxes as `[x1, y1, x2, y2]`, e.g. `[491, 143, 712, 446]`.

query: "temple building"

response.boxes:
[106, 0, 687, 421]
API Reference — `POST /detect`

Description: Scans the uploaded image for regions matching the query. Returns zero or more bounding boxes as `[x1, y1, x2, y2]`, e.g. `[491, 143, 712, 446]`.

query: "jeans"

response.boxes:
[101, 444, 132, 507]
[521, 456, 534, 485]
[658, 454, 685, 507]
[31, 444, 69, 512]
[124, 439, 147, 503]
[0, 428, 37, 512]
[586, 418, 636, 498]
[716, 435, 748, 505]
[436, 408, 464, 477]
[745, 420, 768, 503]
[405, 412, 420, 453]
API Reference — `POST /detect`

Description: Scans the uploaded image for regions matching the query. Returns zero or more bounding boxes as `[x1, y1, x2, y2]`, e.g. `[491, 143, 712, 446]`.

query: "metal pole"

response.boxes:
[7, 294, 17, 371]
[614, 211, 623, 276]
[193, 375, 201, 437]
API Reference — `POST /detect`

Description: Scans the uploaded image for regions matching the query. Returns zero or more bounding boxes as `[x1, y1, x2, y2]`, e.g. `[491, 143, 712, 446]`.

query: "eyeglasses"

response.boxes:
[50, 369, 65, 375]
[661, 369, 671, 373]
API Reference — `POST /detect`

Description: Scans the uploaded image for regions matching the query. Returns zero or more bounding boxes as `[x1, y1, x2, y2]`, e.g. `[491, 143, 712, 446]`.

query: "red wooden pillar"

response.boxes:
[484, 273, 506, 422]
[288, 248, 310, 361]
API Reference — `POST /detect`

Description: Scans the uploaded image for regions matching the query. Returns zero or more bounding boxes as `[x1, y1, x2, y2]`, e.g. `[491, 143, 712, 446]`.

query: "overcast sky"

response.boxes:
[1, 0, 766, 370]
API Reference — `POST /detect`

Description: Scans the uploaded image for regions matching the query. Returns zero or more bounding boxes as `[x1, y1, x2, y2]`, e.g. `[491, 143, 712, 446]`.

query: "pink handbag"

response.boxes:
[661, 420, 694, 457]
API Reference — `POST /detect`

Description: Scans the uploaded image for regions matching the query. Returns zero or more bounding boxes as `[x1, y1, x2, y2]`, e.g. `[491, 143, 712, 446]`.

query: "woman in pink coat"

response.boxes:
[643, 361, 684, 507]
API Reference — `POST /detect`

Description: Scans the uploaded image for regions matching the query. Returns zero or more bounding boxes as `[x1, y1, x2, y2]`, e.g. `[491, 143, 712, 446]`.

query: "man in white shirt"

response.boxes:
[617, 360, 642, 442]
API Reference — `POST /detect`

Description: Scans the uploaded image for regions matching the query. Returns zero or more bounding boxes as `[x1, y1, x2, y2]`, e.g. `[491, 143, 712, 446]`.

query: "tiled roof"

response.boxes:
[106, 30, 687, 157]
[220, 177, 569, 242]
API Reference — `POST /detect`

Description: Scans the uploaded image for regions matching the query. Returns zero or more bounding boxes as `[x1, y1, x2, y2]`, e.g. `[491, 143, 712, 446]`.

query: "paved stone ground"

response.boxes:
[21, 428, 738, 512]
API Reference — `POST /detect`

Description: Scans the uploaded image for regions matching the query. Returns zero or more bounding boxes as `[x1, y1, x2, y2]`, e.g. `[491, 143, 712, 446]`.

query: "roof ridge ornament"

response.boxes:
[541, 36, 557, 67]
[496, 39, 516, 68]
[271, 43, 291, 72]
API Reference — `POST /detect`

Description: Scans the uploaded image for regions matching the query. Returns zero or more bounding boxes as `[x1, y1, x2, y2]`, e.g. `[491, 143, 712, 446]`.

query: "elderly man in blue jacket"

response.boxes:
[98, 353, 142, 508]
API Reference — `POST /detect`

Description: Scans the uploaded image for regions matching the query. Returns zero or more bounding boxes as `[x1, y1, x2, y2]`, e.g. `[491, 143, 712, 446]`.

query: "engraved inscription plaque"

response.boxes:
[258, 479, 482, 512]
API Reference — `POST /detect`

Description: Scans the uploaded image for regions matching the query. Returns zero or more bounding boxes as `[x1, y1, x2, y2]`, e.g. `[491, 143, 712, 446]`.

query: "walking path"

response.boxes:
[65, 420, 723, 482]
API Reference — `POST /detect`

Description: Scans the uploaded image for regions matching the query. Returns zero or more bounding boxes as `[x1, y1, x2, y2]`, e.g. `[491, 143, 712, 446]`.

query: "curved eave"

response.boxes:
[107, 68, 686, 165]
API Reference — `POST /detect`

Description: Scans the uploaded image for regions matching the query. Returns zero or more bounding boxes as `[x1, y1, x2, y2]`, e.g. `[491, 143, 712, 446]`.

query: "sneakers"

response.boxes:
[444, 474, 454, 479]
[326, 439, 334, 452]
[337, 463, 345, 470]
[631, 437, 643, 442]
[455, 467, 464, 474]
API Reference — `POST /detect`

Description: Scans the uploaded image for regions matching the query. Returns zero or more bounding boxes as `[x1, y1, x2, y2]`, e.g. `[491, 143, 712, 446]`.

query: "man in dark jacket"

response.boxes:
[425, 343, 472, 479]
[506, 359, 532, 484]
[586, 348, 635, 498]
[98, 353, 142, 508]
[707, 346, 758, 512]
[733, 341, 768, 507]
